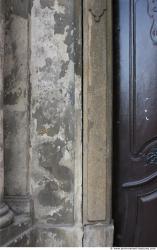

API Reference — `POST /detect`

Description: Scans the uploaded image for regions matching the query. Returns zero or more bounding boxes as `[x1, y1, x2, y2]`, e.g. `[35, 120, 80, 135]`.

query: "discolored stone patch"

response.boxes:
[38, 182, 61, 207]
[4, 0, 29, 197]
[40, 0, 55, 10]
[30, 0, 76, 225]
[5, 0, 29, 19]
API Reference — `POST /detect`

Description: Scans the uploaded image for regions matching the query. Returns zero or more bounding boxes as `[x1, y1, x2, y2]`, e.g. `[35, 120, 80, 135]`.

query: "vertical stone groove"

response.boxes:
[0, 0, 13, 228]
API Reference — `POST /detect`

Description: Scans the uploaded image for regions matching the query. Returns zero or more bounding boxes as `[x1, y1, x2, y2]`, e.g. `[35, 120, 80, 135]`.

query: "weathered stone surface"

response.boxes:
[0, 0, 114, 247]
[73, 0, 83, 227]
[1, 0, 83, 246]
[33, 225, 83, 247]
[83, 0, 113, 223]
[30, 0, 82, 226]
[4, 0, 29, 197]
[4, 195, 33, 215]
[0, 0, 4, 202]
[83, 224, 114, 247]
[1, 215, 32, 246]
[0, 0, 14, 229]
[83, 0, 113, 246]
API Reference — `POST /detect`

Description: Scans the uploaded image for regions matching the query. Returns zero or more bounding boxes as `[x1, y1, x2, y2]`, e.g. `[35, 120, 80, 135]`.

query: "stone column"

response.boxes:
[0, 0, 13, 228]
[83, 0, 113, 246]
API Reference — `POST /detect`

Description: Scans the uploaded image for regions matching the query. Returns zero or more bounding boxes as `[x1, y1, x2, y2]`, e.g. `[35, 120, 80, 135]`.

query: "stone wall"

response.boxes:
[4, 0, 31, 214]
[29, 0, 83, 246]
[83, 0, 113, 246]
[0, 0, 113, 247]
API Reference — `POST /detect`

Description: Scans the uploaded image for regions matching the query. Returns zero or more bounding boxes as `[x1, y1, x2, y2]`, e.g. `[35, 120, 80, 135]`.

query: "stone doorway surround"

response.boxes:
[83, 0, 114, 246]
[0, 0, 114, 246]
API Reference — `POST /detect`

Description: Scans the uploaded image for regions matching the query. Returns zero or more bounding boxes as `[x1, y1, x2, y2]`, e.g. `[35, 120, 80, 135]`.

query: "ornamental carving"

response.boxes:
[148, 0, 157, 44]
[145, 147, 157, 165]
[89, 0, 107, 23]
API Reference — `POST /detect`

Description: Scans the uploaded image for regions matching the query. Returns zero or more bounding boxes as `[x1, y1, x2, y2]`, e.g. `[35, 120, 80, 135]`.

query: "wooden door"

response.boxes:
[113, 0, 157, 246]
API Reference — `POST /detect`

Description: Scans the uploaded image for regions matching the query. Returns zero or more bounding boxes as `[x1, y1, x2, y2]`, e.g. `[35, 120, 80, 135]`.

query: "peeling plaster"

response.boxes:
[30, 0, 75, 224]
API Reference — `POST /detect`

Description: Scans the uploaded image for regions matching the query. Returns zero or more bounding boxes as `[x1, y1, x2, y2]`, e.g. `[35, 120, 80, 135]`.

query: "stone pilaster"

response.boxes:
[29, 0, 83, 246]
[3, 0, 31, 216]
[0, 0, 13, 228]
[83, 0, 113, 246]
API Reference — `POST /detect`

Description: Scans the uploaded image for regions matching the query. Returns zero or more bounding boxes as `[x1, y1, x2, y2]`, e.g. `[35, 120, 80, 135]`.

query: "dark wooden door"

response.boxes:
[113, 0, 157, 247]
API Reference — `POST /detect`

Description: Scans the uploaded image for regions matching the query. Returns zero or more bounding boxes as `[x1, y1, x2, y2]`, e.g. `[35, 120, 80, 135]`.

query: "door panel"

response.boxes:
[113, 0, 157, 246]
[135, 190, 157, 246]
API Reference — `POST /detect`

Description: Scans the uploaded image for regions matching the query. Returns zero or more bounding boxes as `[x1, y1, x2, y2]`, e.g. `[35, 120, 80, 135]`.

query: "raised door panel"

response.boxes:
[135, 190, 157, 246]
[131, 0, 157, 155]
[113, 0, 157, 246]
